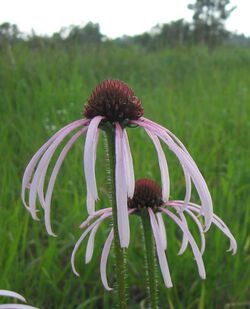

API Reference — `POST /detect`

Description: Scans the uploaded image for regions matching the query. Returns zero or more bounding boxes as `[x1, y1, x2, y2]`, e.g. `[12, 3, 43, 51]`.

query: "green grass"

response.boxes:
[0, 42, 249, 308]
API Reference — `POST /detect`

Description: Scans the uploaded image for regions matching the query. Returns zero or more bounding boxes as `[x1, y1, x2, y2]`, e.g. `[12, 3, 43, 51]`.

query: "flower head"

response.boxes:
[0, 289, 38, 308]
[22, 79, 213, 249]
[71, 179, 237, 290]
[84, 79, 144, 123]
[128, 178, 163, 209]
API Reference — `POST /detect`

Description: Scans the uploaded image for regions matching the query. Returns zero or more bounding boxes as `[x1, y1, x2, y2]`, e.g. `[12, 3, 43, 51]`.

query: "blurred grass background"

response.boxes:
[0, 43, 250, 308]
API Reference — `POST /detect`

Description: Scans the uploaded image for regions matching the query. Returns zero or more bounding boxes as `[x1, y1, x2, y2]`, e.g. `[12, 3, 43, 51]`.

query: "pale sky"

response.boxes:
[0, 0, 249, 38]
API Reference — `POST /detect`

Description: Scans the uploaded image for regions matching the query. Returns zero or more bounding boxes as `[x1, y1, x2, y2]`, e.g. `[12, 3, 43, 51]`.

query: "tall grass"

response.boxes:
[0, 43, 249, 308]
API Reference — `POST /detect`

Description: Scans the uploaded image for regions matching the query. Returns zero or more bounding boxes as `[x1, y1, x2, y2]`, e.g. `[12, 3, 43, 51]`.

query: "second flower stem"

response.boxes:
[141, 209, 158, 309]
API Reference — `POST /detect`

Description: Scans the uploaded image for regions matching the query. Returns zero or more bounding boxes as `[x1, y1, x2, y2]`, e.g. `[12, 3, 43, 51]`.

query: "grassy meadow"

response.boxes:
[0, 42, 250, 308]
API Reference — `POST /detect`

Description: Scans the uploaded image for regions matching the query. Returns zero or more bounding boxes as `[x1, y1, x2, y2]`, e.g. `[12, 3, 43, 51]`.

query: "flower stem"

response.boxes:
[141, 209, 158, 309]
[103, 126, 128, 309]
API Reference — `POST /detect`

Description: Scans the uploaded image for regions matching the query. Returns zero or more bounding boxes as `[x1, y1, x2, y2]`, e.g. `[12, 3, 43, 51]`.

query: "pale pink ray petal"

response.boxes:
[144, 129, 170, 202]
[133, 119, 213, 231]
[177, 212, 189, 256]
[0, 290, 26, 303]
[161, 207, 206, 279]
[85, 221, 102, 264]
[133, 120, 192, 208]
[132, 119, 212, 229]
[84, 116, 103, 204]
[0, 305, 39, 309]
[43, 127, 87, 235]
[154, 124, 212, 231]
[100, 229, 114, 291]
[71, 212, 111, 276]
[86, 188, 95, 215]
[122, 129, 135, 198]
[175, 201, 237, 254]
[185, 208, 206, 254]
[79, 208, 112, 229]
[156, 213, 167, 250]
[21, 119, 87, 211]
[140, 117, 195, 158]
[28, 121, 87, 219]
[148, 208, 173, 288]
[115, 123, 130, 248]
[34, 123, 85, 209]
[169, 201, 205, 254]
[182, 167, 192, 211]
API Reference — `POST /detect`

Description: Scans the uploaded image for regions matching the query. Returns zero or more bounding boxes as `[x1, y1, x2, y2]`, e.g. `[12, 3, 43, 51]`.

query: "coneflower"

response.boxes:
[71, 179, 236, 292]
[22, 79, 215, 308]
[22, 79, 212, 247]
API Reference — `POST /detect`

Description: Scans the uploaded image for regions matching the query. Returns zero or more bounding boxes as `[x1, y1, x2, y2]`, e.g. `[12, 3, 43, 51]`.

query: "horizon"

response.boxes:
[0, 0, 250, 39]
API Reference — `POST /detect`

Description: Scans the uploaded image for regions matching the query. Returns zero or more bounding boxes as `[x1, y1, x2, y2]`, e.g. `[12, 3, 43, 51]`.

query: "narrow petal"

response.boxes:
[21, 119, 87, 211]
[85, 222, 101, 264]
[122, 129, 135, 198]
[134, 118, 213, 231]
[28, 120, 86, 219]
[178, 201, 237, 254]
[79, 208, 112, 229]
[148, 208, 173, 288]
[100, 229, 114, 291]
[71, 212, 111, 276]
[0, 305, 39, 309]
[182, 167, 192, 211]
[115, 123, 130, 248]
[185, 208, 206, 254]
[156, 213, 167, 250]
[161, 207, 206, 279]
[84, 116, 103, 204]
[44, 127, 87, 235]
[144, 129, 170, 202]
[177, 212, 189, 256]
[0, 290, 26, 302]
[86, 188, 95, 215]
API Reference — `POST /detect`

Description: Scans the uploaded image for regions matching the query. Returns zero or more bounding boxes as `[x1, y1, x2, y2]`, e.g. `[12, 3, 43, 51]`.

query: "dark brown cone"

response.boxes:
[84, 79, 144, 123]
[128, 179, 163, 210]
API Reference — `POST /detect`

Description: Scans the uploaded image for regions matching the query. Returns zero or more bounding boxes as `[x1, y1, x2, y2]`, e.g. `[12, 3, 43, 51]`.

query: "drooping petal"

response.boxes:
[21, 119, 87, 211]
[0, 305, 39, 309]
[0, 291, 39, 309]
[182, 167, 192, 211]
[148, 208, 173, 288]
[144, 129, 170, 202]
[0, 290, 26, 302]
[100, 229, 114, 291]
[79, 208, 112, 229]
[43, 127, 87, 235]
[71, 212, 111, 276]
[177, 212, 189, 255]
[133, 118, 213, 232]
[115, 123, 130, 248]
[122, 129, 135, 198]
[83, 116, 103, 204]
[176, 201, 237, 255]
[161, 207, 206, 279]
[86, 188, 95, 216]
[185, 208, 206, 254]
[85, 222, 102, 264]
[156, 213, 167, 250]
[151, 119, 212, 231]
[28, 121, 87, 219]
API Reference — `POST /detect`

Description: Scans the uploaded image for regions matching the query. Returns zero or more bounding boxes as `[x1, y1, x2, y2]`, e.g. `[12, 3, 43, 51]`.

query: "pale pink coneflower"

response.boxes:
[71, 179, 236, 290]
[22, 79, 212, 248]
[0, 290, 39, 309]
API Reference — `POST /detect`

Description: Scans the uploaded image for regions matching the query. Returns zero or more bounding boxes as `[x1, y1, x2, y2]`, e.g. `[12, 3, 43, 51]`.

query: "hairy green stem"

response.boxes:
[103, 126, 128, 309]
[141, 210, 158, 309]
